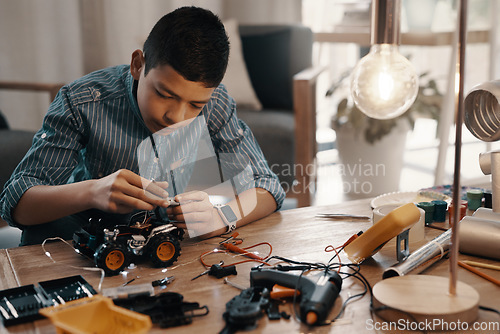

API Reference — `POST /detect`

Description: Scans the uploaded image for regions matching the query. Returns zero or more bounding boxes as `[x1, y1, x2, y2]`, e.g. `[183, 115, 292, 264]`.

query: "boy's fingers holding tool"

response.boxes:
[141, 178, 169, 201]
[170, 191, 215, 223]
[119, 172, 169, 206]
[92, 170, 171, 213]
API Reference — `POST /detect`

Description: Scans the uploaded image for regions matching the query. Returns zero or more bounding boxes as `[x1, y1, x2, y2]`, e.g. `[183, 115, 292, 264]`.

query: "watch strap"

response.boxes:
[215, 204, 237, 234]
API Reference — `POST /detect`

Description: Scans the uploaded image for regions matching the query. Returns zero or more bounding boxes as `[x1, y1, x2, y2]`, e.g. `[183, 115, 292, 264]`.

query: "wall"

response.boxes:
[0, 0, 300, 131]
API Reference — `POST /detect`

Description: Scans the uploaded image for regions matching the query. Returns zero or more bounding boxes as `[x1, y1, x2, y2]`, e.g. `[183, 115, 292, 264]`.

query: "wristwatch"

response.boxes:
[215, 204, 237, 234]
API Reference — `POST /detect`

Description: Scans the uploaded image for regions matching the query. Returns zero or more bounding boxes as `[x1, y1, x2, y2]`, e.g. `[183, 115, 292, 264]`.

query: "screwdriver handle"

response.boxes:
[209, 264, 237, 278]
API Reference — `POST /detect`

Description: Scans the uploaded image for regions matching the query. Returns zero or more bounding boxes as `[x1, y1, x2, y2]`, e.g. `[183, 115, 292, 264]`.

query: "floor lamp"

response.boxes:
[353, 0, 480, 326]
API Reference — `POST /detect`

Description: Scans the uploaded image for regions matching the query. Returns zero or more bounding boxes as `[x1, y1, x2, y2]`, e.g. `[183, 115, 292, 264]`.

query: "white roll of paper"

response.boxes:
[373, 204, 425, 243]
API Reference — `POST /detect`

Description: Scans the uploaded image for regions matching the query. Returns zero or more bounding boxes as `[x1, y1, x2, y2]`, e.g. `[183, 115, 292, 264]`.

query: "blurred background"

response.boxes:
[1, 0, 499, 207]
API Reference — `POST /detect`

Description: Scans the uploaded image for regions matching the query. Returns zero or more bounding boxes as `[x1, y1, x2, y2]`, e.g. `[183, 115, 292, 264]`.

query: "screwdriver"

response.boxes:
[192, 261, 223, 281]
[191, 263, 237, 280]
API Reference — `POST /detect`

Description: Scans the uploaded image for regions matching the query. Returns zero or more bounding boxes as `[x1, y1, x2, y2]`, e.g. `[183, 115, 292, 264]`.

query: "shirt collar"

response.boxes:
[125, 68, 150, 132]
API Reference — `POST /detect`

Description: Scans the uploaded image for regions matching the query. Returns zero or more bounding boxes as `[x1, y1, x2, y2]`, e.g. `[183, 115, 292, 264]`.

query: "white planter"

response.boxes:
[403, 0, 437, 31]
[335, 120, 409, 198]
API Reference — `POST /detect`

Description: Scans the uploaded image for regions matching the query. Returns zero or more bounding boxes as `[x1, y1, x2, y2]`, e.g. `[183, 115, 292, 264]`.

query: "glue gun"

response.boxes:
[250, 268, 342, 325]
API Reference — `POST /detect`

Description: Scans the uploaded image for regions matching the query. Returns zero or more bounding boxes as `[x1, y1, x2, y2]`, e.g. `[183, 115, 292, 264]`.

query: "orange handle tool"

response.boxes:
[270, 284, 300, 299]
[223, 243, 264, 260]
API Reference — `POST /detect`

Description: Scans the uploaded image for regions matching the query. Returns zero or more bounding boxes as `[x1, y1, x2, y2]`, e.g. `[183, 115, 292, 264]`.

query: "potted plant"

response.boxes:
[328, 71, 442, 198]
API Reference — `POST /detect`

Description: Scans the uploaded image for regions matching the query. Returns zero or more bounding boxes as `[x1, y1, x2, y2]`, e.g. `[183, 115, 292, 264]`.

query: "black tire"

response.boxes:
[94, 242, 129, 276]
[149, 234, 181, 267]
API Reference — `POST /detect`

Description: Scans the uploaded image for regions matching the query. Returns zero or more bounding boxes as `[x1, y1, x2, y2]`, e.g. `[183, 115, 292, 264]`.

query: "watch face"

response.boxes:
[220, 205, 237, 223]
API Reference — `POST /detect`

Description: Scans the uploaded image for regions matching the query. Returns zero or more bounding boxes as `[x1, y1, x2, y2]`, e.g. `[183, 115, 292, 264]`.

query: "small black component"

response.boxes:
[151, 276, 174, 287]
[274, 264, 310, 271]
[209, 264, 237, 279]
[280, 311, 291, 319]
[266, 300, 282, 320]
[112, 291, 208, 328]
[220, 286, 270, 334]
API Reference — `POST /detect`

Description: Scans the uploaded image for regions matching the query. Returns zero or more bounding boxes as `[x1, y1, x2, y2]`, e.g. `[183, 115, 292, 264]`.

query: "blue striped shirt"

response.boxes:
[0, 65, 285, 238]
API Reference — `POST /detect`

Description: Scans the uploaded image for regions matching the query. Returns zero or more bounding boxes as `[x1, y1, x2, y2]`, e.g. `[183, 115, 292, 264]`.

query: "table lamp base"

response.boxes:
[372, 275, 479, 329]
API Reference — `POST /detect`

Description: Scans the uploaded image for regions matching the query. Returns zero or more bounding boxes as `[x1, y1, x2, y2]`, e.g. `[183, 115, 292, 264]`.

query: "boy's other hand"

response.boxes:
[167, 191, 225, 236]
[90, 169, 170, 214]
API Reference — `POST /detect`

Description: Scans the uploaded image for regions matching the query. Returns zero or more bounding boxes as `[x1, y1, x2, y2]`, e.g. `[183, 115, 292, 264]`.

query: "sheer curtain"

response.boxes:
[0, 0, 300, 131]
[0, 0, 83, 130]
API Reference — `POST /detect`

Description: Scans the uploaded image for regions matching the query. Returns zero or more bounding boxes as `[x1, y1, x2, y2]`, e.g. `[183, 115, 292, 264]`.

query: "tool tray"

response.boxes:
[0, 275, 95, 327]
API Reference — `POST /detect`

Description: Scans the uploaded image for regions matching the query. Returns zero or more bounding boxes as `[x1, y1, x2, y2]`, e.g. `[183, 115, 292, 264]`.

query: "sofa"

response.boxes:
[0, 112, 35, 248]
[235, 24, 321, 207]
[0, 82, 62, 248]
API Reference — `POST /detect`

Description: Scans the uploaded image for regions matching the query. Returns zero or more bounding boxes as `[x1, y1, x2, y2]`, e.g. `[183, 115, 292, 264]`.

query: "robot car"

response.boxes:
[73, 206, 184, 276]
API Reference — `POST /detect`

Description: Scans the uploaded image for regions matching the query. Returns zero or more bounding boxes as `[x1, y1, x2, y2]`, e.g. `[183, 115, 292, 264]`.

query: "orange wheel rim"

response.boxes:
[106, 250, 125, 270]
[157, 242, 175, 261]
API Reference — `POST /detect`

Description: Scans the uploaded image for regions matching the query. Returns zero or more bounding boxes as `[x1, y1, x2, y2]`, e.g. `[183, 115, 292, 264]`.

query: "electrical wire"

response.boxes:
[199, 241, 273, 268]
[479, 305, 500, 317]
[41, 237, 106, 292]
[259, 242, 428, 332]
[257, 254, 362, 326]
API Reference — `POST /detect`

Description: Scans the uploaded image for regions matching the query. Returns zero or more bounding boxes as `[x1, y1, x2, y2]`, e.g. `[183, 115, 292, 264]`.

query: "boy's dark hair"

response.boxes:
[143, 6, 229, 88]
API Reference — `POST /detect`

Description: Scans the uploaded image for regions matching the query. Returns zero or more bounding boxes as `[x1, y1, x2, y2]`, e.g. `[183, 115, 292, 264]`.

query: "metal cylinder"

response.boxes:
[371, 0, 401, 45]
[383, 229, 451, 279]
[459, 216, 500, 260]
[491, 151, 500, 212]
[478, 151, 492, 175]
[464, 80, 500, 142]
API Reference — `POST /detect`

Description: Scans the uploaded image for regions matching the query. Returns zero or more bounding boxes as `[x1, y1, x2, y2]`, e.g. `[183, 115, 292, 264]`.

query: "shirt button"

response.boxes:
[97, 172, 103, 178]
[238, 129, 244, 135]
[41, 133, 47, 139]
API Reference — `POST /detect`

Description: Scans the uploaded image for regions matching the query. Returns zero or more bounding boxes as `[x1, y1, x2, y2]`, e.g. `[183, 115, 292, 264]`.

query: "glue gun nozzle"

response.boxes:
[306, 311, 318, 325]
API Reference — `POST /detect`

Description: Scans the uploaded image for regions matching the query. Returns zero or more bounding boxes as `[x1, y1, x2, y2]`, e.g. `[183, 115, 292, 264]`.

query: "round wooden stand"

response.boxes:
[372, 275, 479, 329]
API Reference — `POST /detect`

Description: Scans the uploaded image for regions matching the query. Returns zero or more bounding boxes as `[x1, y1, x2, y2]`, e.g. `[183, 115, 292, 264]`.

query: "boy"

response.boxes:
[0, 6, 285, 245]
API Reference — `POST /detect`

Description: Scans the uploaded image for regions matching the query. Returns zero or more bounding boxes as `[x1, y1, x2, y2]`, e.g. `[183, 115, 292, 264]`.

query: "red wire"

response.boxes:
[324, 244, 342, 272]
[199, 242, 273, 268]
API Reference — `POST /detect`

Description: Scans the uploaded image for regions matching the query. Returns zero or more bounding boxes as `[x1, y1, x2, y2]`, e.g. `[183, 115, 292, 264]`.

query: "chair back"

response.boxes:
[239, 25, 313, 112]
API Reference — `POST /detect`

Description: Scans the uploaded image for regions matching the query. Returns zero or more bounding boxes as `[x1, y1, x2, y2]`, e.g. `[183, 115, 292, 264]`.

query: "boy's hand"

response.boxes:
[90, 169, 170, 214]
[167, 191, 226, 236]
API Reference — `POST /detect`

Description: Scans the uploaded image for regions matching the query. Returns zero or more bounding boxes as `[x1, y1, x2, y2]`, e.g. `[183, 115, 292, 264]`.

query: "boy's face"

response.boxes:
[131, 50, 215, 133]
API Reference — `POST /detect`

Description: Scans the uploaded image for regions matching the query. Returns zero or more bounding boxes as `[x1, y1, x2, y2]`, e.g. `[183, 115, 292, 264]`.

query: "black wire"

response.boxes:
[332, 265, 369, 320]
[327, 246, 345, 266]
[479, 305, 500, 317]
[259, 254, 430, 333]
[260, 255, 368, 326]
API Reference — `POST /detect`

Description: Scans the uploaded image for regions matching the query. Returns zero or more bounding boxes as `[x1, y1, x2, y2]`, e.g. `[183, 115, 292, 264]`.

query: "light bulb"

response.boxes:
[350, 44, 419, 119]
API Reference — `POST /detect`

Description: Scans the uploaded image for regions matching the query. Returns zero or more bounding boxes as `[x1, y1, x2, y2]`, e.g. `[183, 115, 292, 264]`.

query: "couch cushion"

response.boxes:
[239, 25, 313, 111]
[0, 129, 35, 190]
[238, 109, 294, 187]
[0, 110, 9, 129]
[222, 19, 262, 111]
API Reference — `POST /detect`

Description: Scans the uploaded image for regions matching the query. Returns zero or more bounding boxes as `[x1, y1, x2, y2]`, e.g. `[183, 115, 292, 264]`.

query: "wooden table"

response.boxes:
[0, 199, 499, 333]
